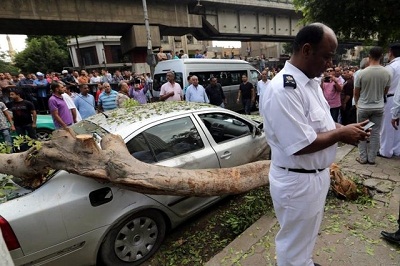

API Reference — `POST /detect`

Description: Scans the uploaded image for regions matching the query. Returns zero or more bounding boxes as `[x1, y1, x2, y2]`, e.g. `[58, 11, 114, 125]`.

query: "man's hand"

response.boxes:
[340, 120, 371, 145]
[10, 125, 15, 132]
[32, 122, 37, 128]
[392, 118, 399, 130]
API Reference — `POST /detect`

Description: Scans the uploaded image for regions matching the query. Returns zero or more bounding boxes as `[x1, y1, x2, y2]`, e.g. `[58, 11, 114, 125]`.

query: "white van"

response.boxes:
[153, 59, 260, 111]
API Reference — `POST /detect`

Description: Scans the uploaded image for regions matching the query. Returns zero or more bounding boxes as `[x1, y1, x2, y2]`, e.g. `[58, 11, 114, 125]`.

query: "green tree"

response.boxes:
[13, 36, 71, 73]
[293, 0, 400, 46]
[0, 52, 19, 74]
[282, 42, 293, 55]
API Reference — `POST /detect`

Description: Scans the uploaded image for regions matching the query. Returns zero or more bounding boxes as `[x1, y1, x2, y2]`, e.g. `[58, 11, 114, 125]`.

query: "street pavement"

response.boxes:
[206, 144, 400, 266]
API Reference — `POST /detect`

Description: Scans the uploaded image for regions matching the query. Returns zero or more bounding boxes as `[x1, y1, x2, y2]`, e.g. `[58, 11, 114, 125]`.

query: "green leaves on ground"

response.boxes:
[146, 187, 273, 266]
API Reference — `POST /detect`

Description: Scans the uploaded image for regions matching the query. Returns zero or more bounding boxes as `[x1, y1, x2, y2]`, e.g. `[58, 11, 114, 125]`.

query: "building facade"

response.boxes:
[67, 35, 211, 74]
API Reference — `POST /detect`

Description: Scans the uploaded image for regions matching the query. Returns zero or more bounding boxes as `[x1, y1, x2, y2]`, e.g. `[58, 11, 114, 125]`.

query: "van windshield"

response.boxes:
[153, 72, 184, 91]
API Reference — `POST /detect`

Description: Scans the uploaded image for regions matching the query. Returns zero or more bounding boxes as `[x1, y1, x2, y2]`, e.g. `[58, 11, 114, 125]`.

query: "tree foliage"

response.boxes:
[0, 52, 19, 74]
[293, 0, 400, 46]
[13, 36, 71, 74]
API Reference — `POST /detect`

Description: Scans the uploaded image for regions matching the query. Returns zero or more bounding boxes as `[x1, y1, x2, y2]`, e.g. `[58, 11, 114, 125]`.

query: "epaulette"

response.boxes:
[283, 74, 296, 89]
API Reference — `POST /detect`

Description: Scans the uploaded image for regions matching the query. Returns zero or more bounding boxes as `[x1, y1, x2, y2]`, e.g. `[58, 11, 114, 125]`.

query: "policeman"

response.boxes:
[379, 43, 400, 158]
[260, 23, 369, 266]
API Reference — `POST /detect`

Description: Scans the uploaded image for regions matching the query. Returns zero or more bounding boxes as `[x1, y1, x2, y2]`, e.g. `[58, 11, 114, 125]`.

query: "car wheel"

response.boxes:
[99, 210, 166, 266]
[36, 129, 53, 141]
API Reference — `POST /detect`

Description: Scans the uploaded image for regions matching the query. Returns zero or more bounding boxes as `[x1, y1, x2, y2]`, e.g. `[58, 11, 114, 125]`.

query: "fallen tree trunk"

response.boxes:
[0, 129, 270, 196]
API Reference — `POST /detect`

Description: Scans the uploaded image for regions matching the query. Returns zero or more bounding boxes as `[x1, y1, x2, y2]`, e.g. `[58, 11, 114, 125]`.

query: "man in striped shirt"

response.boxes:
[98, 82, 118, 112]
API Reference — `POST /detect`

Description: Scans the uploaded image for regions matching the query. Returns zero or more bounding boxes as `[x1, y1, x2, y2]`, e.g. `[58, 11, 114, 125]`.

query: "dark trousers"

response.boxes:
[341, 106, 357, 125]
[242, 99, 252, 115]
[330, 107, 340, 123]
[15, 124, 37, 152]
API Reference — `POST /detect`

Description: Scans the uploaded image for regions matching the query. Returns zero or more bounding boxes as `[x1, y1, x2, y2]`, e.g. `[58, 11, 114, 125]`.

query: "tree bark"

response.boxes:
[0, 129, 270, 196]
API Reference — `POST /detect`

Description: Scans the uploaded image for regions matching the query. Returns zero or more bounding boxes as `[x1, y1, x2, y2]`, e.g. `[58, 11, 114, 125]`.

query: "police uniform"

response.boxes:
[380, 57, 400, 157]
[260, 61, 337, 266]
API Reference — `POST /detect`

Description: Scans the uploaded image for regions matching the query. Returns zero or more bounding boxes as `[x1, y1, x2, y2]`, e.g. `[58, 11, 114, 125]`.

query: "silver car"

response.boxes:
[0, 101, 269, 266]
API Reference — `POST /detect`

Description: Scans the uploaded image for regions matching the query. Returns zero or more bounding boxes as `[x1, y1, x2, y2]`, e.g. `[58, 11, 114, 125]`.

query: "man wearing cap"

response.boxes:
[61, 70, 77, 90]
[33, 72, 48, 89]
[33, 72, 49, 112]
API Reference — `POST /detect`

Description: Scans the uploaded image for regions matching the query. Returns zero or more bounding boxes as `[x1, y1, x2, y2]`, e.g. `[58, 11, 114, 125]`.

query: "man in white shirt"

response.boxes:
[61, 83, 82, 123]
[260, 23, 369, 266]
[256, 70, 270, 110]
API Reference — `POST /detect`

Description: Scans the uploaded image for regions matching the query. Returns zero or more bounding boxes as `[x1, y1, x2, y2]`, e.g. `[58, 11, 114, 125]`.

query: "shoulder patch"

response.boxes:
[283, 74, 296, 89]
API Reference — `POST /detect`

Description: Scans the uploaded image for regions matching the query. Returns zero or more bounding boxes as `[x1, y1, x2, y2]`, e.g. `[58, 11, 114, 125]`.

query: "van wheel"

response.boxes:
[99, 210, 166, 266]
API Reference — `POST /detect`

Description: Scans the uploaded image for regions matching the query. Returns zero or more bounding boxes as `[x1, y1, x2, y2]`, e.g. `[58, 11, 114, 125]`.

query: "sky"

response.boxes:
[0, 34, 27, 54]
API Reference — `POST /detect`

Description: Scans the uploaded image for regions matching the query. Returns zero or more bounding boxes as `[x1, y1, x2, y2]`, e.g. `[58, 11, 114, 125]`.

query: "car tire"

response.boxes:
[99, 210, 166, 266]
[35, 128, 53, 141]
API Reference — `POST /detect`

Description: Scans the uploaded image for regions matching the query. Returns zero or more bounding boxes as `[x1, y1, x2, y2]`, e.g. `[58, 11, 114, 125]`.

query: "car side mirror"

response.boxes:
[252, 124, 262, 137]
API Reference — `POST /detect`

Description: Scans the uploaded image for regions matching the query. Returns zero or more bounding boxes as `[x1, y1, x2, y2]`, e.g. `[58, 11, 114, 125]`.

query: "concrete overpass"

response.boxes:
[0, 0, 302, 47]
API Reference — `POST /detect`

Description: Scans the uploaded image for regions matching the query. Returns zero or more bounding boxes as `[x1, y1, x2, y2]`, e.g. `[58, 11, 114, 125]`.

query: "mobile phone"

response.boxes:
[362, 121, 375, 131]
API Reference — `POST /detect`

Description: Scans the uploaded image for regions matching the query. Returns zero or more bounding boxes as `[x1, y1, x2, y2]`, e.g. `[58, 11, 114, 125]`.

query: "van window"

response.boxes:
[153, 72, 184, 91]
[189, 71, 247, 87]
[250, 70, 259, 85]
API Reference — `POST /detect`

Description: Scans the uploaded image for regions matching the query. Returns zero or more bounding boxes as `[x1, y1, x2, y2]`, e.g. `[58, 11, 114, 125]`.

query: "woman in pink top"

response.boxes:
[321, 68, 343, 122]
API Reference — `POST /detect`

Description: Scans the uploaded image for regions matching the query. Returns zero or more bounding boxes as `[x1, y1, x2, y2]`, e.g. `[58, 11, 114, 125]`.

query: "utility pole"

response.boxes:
[142, 0, 156, 77]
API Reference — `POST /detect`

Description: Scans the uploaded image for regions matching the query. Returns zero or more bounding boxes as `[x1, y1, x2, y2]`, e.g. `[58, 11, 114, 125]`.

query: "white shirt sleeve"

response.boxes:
[62, 93, 82, 122]
[391, 83, 400, 119]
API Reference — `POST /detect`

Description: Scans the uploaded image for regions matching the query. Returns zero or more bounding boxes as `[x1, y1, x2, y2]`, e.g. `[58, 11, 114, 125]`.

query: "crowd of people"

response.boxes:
[0, 68, 155, 151]
[318, 46, 400, 165]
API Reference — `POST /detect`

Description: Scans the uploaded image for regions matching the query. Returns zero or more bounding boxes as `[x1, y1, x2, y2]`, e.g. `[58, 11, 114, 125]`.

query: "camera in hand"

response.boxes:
[134, 79, 141, 84]
[323, 76, 331, 82]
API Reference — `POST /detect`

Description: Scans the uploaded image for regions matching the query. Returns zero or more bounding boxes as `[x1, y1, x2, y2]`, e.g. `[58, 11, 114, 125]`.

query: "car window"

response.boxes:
[126, 117, 204, 163]
[199, 113, 252, 143]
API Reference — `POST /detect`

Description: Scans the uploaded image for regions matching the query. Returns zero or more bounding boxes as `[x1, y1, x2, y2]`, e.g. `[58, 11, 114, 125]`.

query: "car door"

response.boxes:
[195, 111, 265, 168]
[124, 114, 221, 217]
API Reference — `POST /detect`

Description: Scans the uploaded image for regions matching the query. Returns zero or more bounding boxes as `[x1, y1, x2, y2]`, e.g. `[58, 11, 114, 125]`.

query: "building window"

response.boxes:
[161, 36, 169, 44]
[104, 45, 123, 64]
[187, 35, 194, 44]
[111, 46, 122, 63]
[78, 46, 99, 67]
